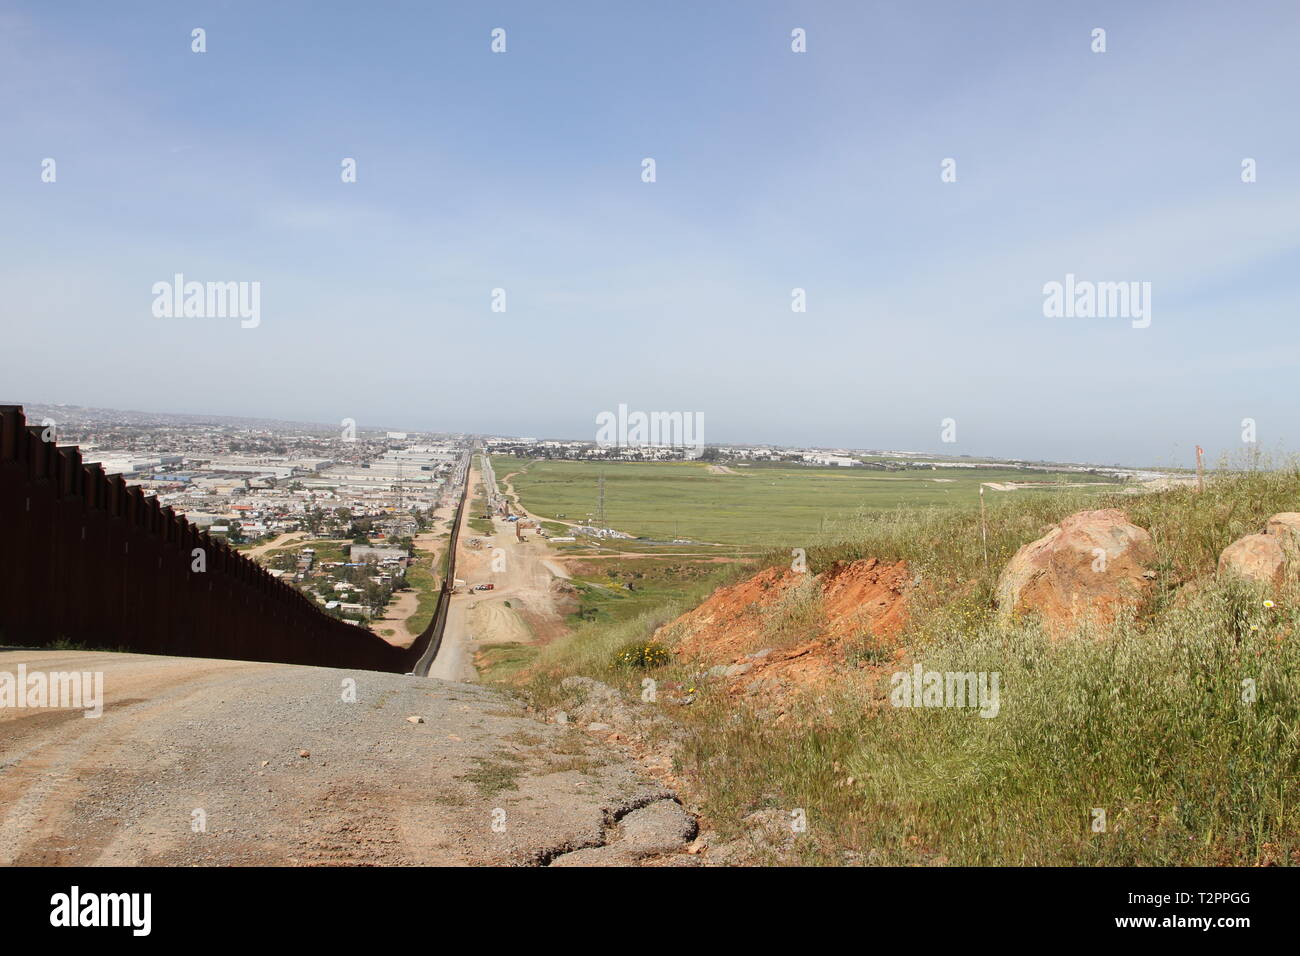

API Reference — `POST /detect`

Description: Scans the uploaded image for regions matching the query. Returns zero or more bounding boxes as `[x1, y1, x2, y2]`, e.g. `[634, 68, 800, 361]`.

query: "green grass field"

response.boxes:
[565, 556, 739, 626]
[494, 456, 1117, 546]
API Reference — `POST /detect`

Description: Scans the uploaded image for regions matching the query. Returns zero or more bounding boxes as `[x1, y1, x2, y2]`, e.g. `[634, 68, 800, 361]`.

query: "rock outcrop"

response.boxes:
[996, 509, 1157, 634]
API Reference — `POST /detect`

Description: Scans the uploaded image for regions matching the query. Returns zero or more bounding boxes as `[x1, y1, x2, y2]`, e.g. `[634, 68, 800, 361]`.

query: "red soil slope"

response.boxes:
[658, 558, 912, 695]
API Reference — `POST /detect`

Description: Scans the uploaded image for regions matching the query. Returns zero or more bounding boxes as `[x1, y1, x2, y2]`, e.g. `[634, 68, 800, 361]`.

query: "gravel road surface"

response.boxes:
[0, 648, 687, 866]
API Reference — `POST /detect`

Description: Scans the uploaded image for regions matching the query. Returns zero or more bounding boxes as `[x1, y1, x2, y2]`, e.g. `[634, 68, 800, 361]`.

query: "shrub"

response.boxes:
[612, 640, 672, 669]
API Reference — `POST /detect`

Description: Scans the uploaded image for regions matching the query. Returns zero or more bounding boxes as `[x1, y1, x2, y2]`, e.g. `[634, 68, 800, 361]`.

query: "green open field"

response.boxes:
[565, 556, 739, 626]
[494, 456, 1118, 546]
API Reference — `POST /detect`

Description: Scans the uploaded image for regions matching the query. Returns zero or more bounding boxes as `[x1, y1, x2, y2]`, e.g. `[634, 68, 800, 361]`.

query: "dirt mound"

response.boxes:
[665, 566, 799, 662]
[658, 558, 912, 695]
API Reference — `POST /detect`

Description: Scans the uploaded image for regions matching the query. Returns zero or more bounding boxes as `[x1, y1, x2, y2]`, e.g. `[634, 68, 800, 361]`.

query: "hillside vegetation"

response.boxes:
[513, 464, 1300, 865]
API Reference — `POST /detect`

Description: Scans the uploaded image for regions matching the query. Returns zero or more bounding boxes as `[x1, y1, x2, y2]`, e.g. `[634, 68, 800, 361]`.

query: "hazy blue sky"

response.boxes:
[3, 1, 1298, 466]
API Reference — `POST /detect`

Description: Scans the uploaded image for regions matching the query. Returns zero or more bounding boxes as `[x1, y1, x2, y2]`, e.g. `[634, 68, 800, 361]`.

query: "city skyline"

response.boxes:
[3, 395, 1213, 470]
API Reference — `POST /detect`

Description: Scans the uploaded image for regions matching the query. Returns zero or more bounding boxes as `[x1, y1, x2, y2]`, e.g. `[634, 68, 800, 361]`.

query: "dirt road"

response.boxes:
[430, 463, 572, 682]
[498, 462, 583, 530]
[0, 648, 687, 866]
[241, 531, 306, 559]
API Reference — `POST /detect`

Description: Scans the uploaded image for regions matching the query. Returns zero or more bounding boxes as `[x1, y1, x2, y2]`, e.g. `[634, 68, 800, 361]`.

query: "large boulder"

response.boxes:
[1218, 534, 1286, 588]
[1265, 513, 1300, 553]
[996, 509, 1157, 634]
[1218, 513, 1300, 588]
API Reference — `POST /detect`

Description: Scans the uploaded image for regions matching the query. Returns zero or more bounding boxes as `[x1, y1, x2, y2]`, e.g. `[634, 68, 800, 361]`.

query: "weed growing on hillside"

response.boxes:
[844, 632, 894, 667]
[759, 574, 825, 646]
[613, 640, 672, 669]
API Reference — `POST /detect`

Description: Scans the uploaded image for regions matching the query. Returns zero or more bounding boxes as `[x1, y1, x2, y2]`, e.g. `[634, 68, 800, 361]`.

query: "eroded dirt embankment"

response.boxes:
[657, 557, 913, 696]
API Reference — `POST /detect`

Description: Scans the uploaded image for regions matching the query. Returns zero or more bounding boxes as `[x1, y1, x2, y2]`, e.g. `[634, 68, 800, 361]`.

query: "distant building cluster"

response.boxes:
[67, 429, 462, 540]
[43, 411, 472, 625]
[485, 435, 1154, 481]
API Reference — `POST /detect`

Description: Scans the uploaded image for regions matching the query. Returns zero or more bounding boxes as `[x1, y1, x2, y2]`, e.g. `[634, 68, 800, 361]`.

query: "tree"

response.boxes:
[304, 507, 326, 534]
[269, 551, 297, 572]
[363, 580, 387, 616]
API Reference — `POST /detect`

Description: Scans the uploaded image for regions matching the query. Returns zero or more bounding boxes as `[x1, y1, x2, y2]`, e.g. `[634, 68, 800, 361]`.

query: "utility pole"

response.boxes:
[979, 484, 989, 570]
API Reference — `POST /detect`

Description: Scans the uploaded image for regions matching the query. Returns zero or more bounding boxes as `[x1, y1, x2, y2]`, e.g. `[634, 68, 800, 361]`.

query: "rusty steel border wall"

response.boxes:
[0, 404, 410, 672]
[406, 449, 471, 675]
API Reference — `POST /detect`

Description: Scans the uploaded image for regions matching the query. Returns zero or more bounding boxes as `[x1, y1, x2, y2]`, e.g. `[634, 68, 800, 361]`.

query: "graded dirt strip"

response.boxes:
[431, 460, 573, 680]
[0, 649, 678, 866]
